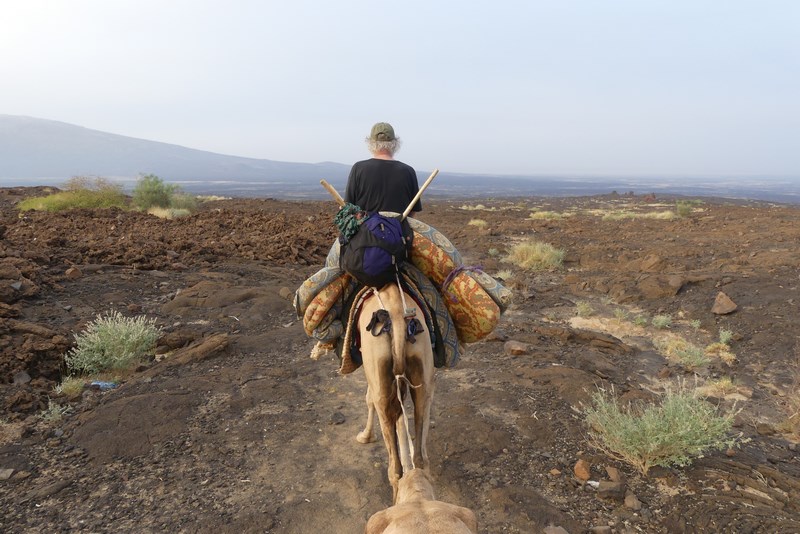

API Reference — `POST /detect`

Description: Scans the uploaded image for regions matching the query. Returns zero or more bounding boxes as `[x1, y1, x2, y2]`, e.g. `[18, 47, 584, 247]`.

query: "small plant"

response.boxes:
[65, 311, 161, 375]
[467, 219, 488, 228]
[576, 301, 594, 317]
[132, 174, 179, 210]
[718, 329, 734, 345]
[494, 269, 513, 280]
[652, 315, 673, 329]
[674, 344, 711, 370]
[675, 200, 695, 217]
[583, 385, 738, 475]
[40, 399, 73, 423]
[689, 319, 702, 330]
[633, 315, 649, 327]
[487, 248, 500, 257]
[614, 308, 629, 322]
[55, 376, 86, 399]
[705, 342, 737, 365]
[654, 337, 710, 369]
[502, 241, 565, 271]
[706, 377, 737, 397]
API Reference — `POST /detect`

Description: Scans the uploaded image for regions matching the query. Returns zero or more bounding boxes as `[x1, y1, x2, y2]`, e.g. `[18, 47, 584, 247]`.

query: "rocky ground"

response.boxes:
[1, 186, 799, 533]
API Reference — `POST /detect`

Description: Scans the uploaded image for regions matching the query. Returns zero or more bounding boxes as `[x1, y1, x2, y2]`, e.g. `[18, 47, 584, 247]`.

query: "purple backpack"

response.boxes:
[340, 214, 407, 288]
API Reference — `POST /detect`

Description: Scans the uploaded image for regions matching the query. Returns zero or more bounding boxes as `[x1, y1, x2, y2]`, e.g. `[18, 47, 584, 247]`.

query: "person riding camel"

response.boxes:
[309, 122, 420, 359]
[299, 122, 511, 367]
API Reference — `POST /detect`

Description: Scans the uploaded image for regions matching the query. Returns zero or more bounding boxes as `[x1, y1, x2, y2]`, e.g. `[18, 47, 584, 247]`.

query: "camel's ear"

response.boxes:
[365, 511, 390, 534]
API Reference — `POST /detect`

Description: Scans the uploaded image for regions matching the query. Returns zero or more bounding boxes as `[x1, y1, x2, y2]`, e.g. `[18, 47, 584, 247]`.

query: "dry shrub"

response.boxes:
[148, 207, 192, 219]
[467, 218, 488, 228]
[703, 377, 737, 397]
[705, 342, 737, 365]
[529, 210, 570, 220]
[503, 241, 565, 271]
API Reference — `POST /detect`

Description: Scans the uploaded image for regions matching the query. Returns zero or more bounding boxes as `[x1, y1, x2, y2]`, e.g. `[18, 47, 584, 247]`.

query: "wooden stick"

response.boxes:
[402, 169, 439, 220]
[320, 179, 346, 206]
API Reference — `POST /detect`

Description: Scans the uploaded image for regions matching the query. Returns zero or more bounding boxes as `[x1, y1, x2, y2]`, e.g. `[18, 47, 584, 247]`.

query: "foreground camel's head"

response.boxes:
[365, 468, 478, 534]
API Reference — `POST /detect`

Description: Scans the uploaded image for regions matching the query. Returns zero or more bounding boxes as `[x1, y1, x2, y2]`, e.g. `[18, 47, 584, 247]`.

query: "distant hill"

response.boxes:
[0, 114, 351, 185]
[2, 115, 798, 203]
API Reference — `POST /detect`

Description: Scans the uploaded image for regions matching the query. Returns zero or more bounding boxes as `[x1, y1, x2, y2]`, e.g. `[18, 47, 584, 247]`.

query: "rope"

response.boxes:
[394, 373, 422, 471]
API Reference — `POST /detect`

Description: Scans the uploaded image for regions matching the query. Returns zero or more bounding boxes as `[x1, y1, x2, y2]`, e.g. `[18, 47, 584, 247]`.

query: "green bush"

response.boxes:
[18, 177, 127, 212]
[584, 386, 737, 475]
[65, 311, 161, 375]
[132, 174, 178, 210]
[675, 200, 698, 217]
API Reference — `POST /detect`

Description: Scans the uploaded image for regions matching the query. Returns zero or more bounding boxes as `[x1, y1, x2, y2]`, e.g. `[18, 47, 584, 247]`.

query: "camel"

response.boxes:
[365, 468, 478, 534]
[355, 282, 435, 502]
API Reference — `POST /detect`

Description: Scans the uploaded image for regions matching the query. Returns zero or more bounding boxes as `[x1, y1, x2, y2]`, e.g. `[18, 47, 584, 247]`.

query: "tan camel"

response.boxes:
[365, 468, 478, 534]
[356, 283, 435, 502]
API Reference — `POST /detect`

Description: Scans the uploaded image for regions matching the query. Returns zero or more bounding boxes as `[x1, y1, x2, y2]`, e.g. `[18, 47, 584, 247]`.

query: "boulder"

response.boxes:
[712, 292, 737, 314]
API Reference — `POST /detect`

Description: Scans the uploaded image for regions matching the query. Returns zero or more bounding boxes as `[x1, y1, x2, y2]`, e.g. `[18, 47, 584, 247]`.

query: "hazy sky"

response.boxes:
[2, 0, 798, 177]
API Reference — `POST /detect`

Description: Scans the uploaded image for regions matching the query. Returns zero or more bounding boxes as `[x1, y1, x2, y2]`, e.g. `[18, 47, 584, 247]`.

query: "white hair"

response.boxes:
[366, 137, 402, 156]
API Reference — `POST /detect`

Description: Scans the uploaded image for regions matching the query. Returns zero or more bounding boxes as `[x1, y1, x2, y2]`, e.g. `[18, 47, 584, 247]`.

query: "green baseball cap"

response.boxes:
[369, 122, 396, 142]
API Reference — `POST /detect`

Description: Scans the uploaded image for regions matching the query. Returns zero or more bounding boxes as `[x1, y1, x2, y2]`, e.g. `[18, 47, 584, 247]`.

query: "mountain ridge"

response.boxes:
[0, 114, 350, 183]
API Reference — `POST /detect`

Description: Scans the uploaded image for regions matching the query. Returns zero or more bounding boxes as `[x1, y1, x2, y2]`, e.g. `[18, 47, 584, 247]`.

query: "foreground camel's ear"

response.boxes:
[364, 511, 390, 534]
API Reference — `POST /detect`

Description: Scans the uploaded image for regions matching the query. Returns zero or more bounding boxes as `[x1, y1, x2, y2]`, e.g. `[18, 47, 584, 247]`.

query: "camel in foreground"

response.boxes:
[365, 468, 478, 533]
[356, 283, 435, 502]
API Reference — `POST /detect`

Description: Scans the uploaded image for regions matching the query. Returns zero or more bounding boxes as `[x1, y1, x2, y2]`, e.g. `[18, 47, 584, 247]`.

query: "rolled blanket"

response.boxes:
[303, 272, 356, 336]
[441, 268, 501, 343]
[407, 217, 511, 313]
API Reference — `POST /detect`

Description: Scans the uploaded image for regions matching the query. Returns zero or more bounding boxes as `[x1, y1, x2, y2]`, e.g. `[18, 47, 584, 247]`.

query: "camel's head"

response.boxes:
[396, 468, 435, 504]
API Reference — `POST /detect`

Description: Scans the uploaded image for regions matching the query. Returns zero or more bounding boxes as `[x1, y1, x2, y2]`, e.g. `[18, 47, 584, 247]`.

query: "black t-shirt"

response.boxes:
[344, 159, 422, 214]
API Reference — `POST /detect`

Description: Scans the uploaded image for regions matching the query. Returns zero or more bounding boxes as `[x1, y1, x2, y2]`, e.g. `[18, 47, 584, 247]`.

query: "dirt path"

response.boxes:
[1, 189, 799, 533]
